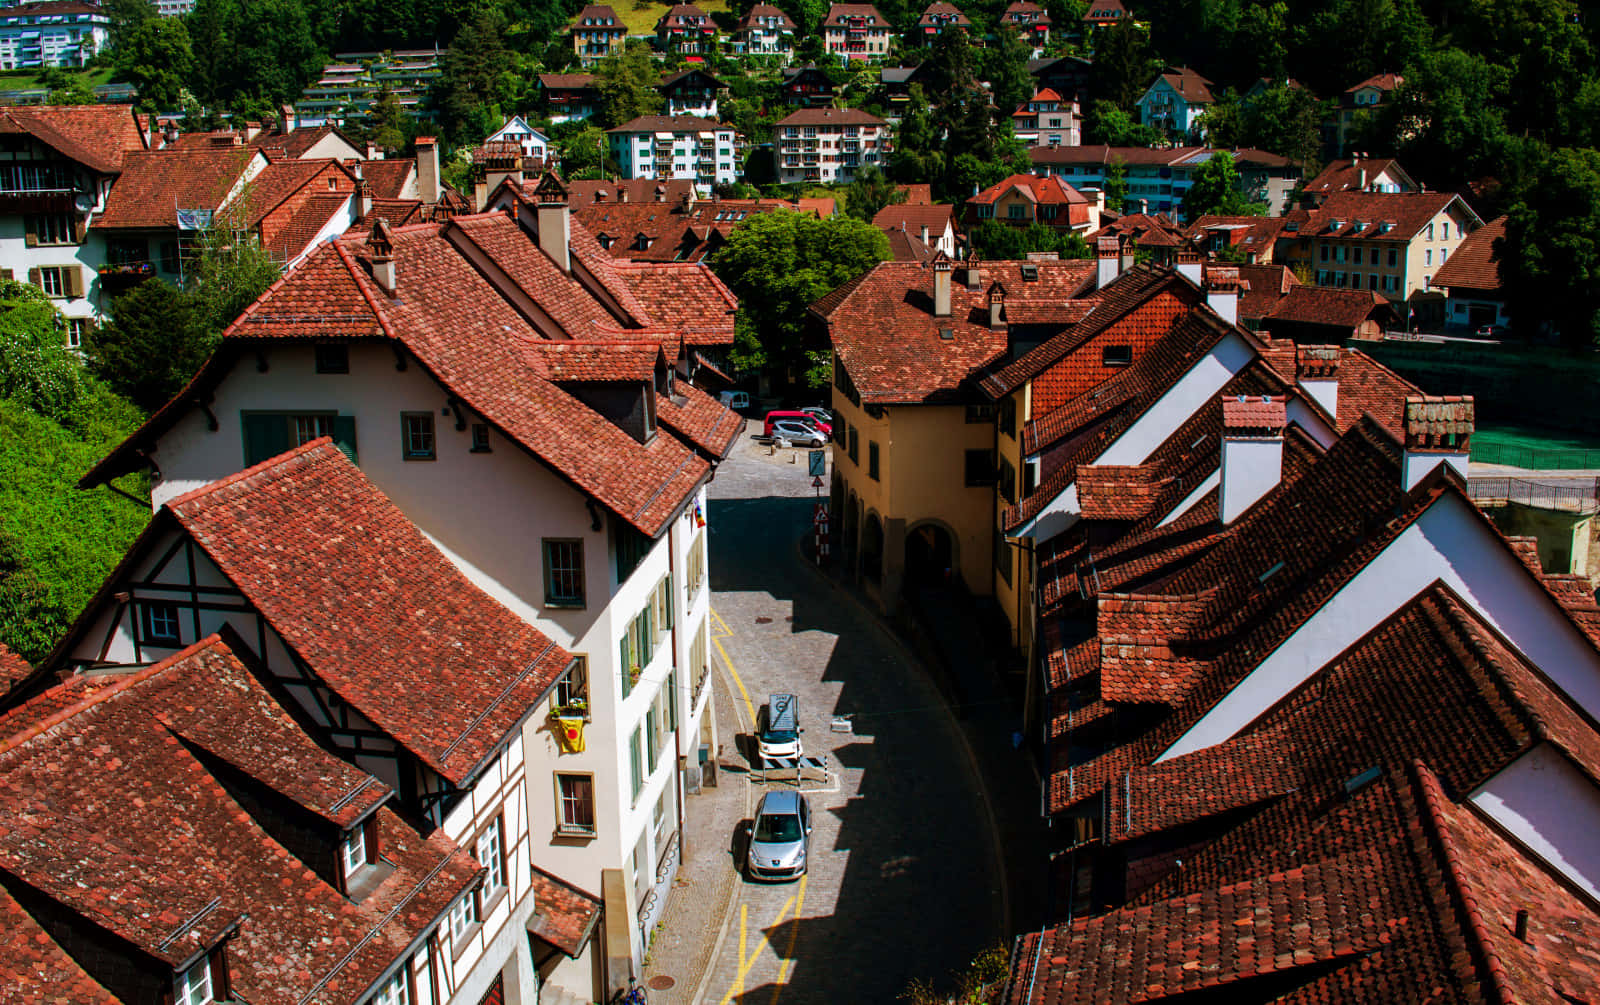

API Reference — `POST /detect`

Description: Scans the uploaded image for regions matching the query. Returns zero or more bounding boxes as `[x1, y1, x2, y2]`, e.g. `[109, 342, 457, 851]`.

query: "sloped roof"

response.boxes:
[538, 73, 598, 90]
[777, 107, 886, 126]
[657, 381, 747, 459]
[527, 866, 604, 957]
[968, 173, 1086, 207]
[608, 114, 727, 133]
[918, 1, 971, 26]
[166, 441, 572, 785]
[0, 104, 145, 175]
[251, 123, 362, 160]
[872, 201, 956, 235]
[738, 2, 795, 29]
[1344, 72, 1402, 95]
[824, 2, 888, 24]
[1430, 214, 1505, 293]
[93, 146, 256, 230]
[1302, 156, 1416, 196]
[1004, 1, 1050, 24]
[0, 635, 479, 1001]
[0, 883, 117, 1003]
[1147, 66, 1214, 104]
[1299, 190, 1479, 242]
[817, 259, 1097, 404]
[0, 644, 27, 702]
[568, 177, 695, 206]
[882, 226, 938, 262]
[1265, 284, 1392, 328]
[360, 157, 416, 199]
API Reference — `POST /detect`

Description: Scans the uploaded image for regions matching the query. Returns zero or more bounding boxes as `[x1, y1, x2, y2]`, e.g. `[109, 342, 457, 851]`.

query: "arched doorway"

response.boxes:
[905, 522, 955, 586]
[843, 491, 859, 560]
[861, 511, 884, 583]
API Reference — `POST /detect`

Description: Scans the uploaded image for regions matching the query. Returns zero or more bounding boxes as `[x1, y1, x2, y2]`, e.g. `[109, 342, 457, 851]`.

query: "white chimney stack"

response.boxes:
[533, 172, 571, 274]
[1402, 396, 1474, 490]
[988, 281, 1005, 329]
[1204, 266, 1243, 325]
[1176, 244, 1203, 286]
[1296, 345, 1341, 419]
[1219, 395, 1286, 524]
[369, 219, 397, 294]
[1096, 234, 1121, 289]
[932, 255, 952, 317]
[415, 136, 441, 205]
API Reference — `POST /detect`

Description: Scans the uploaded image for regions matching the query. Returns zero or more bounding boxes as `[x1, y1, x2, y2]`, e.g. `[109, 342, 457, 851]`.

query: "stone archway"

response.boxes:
[861, 510, 884, 584]
[905, 520, 957, 588]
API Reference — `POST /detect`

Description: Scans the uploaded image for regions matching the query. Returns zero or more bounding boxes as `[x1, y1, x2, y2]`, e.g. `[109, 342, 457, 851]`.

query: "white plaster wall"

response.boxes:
[0, 210, 105, 321]
[1219, 436, 1282, 525]
[287, 196, 359, 269]
[1297, 379, 1338, 427]
[1285, 395, 1337, 448]
[1403, 449, 1469, 490]
[1157, 467, 1218, 527]
[1471, 744, 1600, 905]
[1161, 492, 1600, 760]
[1097, 332, 1256, 467]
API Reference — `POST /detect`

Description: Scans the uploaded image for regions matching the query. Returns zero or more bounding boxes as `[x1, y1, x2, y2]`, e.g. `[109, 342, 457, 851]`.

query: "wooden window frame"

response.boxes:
[400, 412, 436, 461]
[141, 601, 180, 646]
[542, 538, 586, 609]
[556, 772, 597, 836]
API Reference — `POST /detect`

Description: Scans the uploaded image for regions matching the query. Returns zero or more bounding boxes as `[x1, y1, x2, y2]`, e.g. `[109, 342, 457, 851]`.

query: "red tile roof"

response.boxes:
[529, 339, 662, 381]
[776, 107, 887, 126]
[871, 201, 956, 236]
[0, 644, 28, 701]
[264, 191, 351, 263]
[0, 635, 479, 1002]
[824, 2, 888, 24]
[360, 157, 416, 199]
[1264, 284, 1392, 328]
[1430, 214, 1505, 293]
[0, 104, 146, 175]
[608, 114, 727, 133]
[657, 380, 747, 459]
[1147, 66, 1214, 104]
[1232, 262, 1298, 320]
[738, 2, 796, 29]
[614, 260, 739, 345]
[1302, 156, 1415, 196]
[1220, 392, 1286, 430]
[1344, 72, 1402, 96]
[918, 1, 971, 26]
[1092, 213, 1185, 247]
[250, 123, 361, 160]
[527, 866, 605, 957]
[817, 259, 1096, 404]
[568, 177, 696, 206]
[165, 440, 572, 785]
[1004, 1, 1051, 25]
[1296, 190, 1477, 242]
[0, 883, 118, 1003]
[94, 146, 257, 230]
[968, 173, 1086, 207]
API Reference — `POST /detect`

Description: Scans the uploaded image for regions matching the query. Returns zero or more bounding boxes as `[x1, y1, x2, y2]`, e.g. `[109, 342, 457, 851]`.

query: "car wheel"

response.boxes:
[811, 437, 824, 447]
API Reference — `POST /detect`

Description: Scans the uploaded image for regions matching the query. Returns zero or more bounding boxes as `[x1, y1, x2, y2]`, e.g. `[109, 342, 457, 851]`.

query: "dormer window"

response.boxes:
[342, 825, 367, 879]
[175, 959, 214, 1005]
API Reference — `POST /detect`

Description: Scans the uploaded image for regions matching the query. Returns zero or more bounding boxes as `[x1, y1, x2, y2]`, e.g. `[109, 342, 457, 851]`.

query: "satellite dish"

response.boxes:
[73, 193, 94, 213]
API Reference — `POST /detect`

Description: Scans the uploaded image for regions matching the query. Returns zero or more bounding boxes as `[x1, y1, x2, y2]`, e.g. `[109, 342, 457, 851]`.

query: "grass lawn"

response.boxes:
[0, 67, 118, 91]
[616, 0, 732, 36]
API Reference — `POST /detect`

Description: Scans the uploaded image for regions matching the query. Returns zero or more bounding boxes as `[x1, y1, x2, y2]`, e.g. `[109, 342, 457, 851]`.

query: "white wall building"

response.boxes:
[486, 115, 553, 160]
[0, 0, 107, 68]
[775, 106, 890, 184]
[609, 115, 739, 194]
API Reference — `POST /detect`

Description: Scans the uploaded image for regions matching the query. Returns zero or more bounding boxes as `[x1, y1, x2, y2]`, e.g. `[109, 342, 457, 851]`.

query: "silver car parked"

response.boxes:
[746, 790, 812, 881]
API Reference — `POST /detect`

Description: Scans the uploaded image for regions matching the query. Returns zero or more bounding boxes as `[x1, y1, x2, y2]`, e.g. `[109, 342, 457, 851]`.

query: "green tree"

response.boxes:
[436, 8, 514, 142]
[1499, 145, 1600, 347]
[1239, 83, 1326, 166]
[1180, 152, 1266, 221]
[888, 85, 946, 186]
[41, 67, 96, 105]
[106, 0, 155, 45]
[185, 216, 285, 339]
[1085, 100, 1162, 146]
[1103, 156, 1129, 212]
[981, 24, 1034, 117]
[1088, 18, 1153, 110]
[558, 124, 609, 179]
[710, 211, 890, 388]
[114, 16, 195, 112]
[85, 279, 207, 413]
[968, 220, 1091, 259]
[595, 40, 664, 129]
[368, 87, 409, 154]
[1382, 48, 1511, 195]
[843, 166, 904, 221]
[0, 280, 79, 421]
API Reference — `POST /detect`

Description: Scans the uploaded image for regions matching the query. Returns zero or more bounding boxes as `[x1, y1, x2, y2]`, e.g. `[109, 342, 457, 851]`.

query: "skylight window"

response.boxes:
[1020, 263, 1039, 281]
[1257, 560, 1286, 583]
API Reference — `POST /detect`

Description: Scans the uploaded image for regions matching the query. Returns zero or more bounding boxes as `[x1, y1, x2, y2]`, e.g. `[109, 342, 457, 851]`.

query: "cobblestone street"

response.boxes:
[692, 435, 1004, 1004]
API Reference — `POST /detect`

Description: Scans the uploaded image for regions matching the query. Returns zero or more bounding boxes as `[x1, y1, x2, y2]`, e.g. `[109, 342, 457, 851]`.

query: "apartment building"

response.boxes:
[822, 3, 893, 60]
[733, 3, 796, 57]
[915, 1, 971, 42]
[79, 179, 740, 1002]
[1001, 1, 1050, 54]
[0, 0, 106, 69]
[655, 3, 715, 54]
[1030, 145, 1301, 215]
[775, 107, 889, 184]
[609, 115, 739, 194]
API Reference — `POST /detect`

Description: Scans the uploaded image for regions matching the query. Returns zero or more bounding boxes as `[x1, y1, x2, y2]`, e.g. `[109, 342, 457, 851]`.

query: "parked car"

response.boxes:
[720, 390, 751, 411]
[1474, 324, 1508, 338]
[764, 410, 832, 437]
[746, 790, 812, 881]
[800, 405, 832, 425]
[767, 419, 826, 447]
[756, 693, 801, 760]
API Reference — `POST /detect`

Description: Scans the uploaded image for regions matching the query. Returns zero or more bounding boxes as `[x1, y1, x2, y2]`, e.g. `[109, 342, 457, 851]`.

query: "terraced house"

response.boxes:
[822, 3, 894, 60]
[69, 174, 743, 1003]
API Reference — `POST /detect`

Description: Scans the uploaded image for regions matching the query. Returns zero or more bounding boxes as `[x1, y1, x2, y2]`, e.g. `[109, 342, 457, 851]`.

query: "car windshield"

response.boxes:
[755, 812, 802, 842]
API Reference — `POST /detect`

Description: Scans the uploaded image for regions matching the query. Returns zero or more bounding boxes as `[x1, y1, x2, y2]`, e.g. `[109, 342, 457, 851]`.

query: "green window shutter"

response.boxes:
[620, 633, 632, 697]
[331, 415, 359, 465]
[665, 573, 674, 629]
[242, 413, 291, 466]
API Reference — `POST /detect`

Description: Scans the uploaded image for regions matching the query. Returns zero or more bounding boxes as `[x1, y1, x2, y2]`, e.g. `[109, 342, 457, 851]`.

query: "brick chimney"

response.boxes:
[1096, 233, 1121, 289]
[533, 172, 571, 274]
[1204, 266, 1243, 325]
[988, 281, 1005, 329]
[369, 219, 397, 294]
[1402, 396, 1473, 490]
[933, 254, 952, 317]
[415, 136, 441, 205]
[1220, 395, 1286, 524]
[1296, 345, 1341, 418]
[1176, 244, 1203, 286]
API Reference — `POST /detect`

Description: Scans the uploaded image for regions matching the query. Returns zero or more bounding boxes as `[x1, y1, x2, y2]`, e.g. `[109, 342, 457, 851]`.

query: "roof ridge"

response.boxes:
[167, 437, 336, 512]
[332, 238, 401, 341]
[1409, 760, 1519, 1005]
[0, 636, 226, 756]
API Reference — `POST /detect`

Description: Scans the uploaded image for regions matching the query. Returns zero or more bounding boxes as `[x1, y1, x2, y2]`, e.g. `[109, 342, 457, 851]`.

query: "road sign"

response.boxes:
[814, 502, 829, 526]
[808, 449, 826, 476]
[811, 475, 824, 489]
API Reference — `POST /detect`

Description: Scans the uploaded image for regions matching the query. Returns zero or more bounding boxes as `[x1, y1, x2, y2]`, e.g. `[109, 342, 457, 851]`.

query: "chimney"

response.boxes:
[919, 223, 929, 245]
[933, 255, 952, 317]
[1096, 234, 1121, 289]
[988, 281, 1005, 329]
[1359, 166, 1367, 190]
[965, 265, 983, 292]
[369, 219, 397, 294]
[1176, 244, 1203, 285]
[533, 172, 572, 274]
[1220, 394, 1286, 524]
[366, 140, 382, 161]
[1120, 238, 1135, 276]
[1402, 396, 1474, 490]
[162, 120, 178, 147]
[1204, 266, 1243, 325]
[243, 120, 262, 142]
[279, 104, 295, 133]
[1296, 345, 1341, 418]
[415, 136, 441, 205]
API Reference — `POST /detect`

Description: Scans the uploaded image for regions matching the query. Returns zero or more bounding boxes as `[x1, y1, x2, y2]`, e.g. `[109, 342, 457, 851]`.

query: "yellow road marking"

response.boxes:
[770, 872, 808, 1000]
[710, 605, 756, 726]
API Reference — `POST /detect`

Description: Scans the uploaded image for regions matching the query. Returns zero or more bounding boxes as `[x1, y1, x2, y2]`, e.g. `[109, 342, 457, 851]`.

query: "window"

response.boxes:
[470, 422, 491, 452]
[1440, 248, 1448, 262]
[1319, 245, 1329, 262]
[997, 456, 1017, 505]
[31, 265, 78, 298]
[242, 412, 356, 466]
[999, 397, 1016, 437]
[1102, 344, 1133, 366]
[994, 527, 1013, 584]
[555, 654, 588, 711]
[315, 343, 349, 374]
[615, 523, 651, 583]
[687, 532, 706, 599]
[176, 960, 213, 1005]
[630, 727, 644, 801]
[543, 539, 585, 608]
[142, 602, 180, 645]
[401, 412, 435, 460]
[1351, 247, 1361, 265]
[556, 773, 597, 835]
[26, 213, 75, 246]
[847, 427, 859, 463]
[448, 893, 477, 945]
[66, 317, 86, 350]
[341, 826, 367, 880]
[1441, 222, 1449, 240]
[868, 441, 880, 480]
[1368, 273, 1379, 291]
[965, 402, 996, 424]
[1388, 248, 1398, 268]
[646, 698, 659, 774]
[965, 449, 996, 486]
[476, 818, 505, 897]
[1426, 223, 1434, 240]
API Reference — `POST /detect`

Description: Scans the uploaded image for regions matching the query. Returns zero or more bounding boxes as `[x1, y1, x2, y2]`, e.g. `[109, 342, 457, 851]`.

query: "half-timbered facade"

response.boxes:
[77, 179, 741, 1002]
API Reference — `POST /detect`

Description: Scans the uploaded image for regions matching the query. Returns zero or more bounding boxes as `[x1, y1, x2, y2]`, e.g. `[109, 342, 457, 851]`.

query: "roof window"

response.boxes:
[1019, 262, 1039, 281]
[938, 327, 954, 340]
[1343, 765, 1383, 796]
[1257, 560, 1285, 583]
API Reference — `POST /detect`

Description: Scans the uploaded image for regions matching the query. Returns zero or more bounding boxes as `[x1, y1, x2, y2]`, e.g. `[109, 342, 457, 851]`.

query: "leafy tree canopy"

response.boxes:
[595, 40, 666, 129]
[1180, 152, 1266, 221]
[115, 16, 195, 112]
[967, 220, 1091, 260]
[1499, 145, 1600, 348]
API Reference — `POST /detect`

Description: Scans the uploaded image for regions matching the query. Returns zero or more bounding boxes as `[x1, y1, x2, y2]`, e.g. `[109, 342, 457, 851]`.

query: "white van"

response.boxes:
[757, 693, 801, 760]
[720, 390, 751, 411]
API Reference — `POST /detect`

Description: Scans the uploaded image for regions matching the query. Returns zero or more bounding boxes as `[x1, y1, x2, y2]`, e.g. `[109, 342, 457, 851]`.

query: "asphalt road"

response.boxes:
[701, 436, 1005, 1004]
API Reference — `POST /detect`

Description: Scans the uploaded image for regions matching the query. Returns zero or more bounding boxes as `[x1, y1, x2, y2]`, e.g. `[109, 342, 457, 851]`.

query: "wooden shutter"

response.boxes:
[241, 413, 291, 466]
[331, 415, 358, 465]
[73, 217, 86, 244]
[0, 269, 12, 281]
[26, 267, 39, 290]
[65, 266, 83, 298]
[23, 217, 36, 247]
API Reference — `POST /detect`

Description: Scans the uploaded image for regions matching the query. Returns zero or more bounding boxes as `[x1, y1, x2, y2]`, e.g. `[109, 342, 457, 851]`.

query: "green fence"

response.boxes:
[1469, 443, 1600, 470]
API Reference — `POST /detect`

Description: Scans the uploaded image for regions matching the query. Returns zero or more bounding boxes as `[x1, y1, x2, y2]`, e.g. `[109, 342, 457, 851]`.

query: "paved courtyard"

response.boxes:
[690, 435, 1005, 1004]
